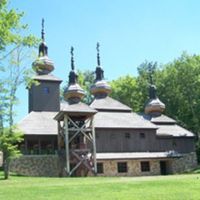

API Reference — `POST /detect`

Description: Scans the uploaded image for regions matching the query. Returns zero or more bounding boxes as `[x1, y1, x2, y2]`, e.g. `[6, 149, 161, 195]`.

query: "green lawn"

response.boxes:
[0, 173, 200, 200]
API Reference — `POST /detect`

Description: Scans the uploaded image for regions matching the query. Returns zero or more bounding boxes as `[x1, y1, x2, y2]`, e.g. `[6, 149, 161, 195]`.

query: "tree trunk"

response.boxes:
[3, 157, 10, 180]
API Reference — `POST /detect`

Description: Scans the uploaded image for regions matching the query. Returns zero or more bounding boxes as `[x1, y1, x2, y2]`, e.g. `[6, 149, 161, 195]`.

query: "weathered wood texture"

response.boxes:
[95, 129, 195, 153]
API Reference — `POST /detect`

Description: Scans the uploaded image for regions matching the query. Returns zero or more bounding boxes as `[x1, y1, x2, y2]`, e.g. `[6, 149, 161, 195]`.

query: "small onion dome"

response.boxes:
[91, 80, 111, 97]
[64, 46, 85, 103]
[145, 85, 165, 115]
[145, 98, 165, 114]
[64, 83, 85, 103]
[91, 43, 111, 97]
[32, 55, 54, 75]
[33, 19, 54, 75]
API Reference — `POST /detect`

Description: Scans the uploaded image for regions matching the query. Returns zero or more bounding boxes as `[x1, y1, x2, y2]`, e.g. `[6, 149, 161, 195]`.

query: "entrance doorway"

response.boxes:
[160, 161, 168, 175]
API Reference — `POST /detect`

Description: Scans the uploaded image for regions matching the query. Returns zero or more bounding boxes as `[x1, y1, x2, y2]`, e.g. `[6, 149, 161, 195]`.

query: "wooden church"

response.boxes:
[14, 21, 197, 177]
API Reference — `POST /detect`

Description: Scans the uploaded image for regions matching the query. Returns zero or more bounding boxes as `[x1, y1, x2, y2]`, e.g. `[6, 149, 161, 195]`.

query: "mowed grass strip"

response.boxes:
[0, 173, 200, 200]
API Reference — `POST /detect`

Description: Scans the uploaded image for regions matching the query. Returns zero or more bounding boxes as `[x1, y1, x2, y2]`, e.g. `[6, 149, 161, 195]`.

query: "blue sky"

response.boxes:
[10, 0, 200, 122]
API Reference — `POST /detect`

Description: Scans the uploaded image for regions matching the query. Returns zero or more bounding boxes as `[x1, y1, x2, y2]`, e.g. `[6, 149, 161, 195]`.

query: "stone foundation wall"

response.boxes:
[10, 155, 60, 177]
[98, 159, 161, 177]
[98, 152, 198, 177]
[171, 152, 197, 173]
[0, 151, 3, 167]
[9, 152, 197, 177]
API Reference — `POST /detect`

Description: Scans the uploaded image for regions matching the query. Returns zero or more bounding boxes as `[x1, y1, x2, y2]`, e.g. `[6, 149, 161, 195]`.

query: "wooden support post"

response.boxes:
[57, 121, 61, 151]
[91, 116, 97, 175]
[64, 114, 70, 175]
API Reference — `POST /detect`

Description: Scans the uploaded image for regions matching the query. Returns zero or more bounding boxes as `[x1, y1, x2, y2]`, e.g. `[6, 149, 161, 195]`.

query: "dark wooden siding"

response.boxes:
[95, 128, 195, 153]
[29, 80, 60, 112]
[156, 137, 195, 153]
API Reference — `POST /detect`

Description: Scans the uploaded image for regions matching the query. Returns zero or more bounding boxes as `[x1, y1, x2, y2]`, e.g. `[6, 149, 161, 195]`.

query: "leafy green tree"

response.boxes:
[0, 0, 38, 179]
[0, 127, 23, 179]
[78, 70, 94, 104]
[110, 75, 142, 112]
[157, 53, 200, 135]
[137, 56, 200, 162]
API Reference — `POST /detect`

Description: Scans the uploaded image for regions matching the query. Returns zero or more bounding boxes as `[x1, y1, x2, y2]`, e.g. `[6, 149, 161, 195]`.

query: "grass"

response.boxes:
[0, 172, 200, 200]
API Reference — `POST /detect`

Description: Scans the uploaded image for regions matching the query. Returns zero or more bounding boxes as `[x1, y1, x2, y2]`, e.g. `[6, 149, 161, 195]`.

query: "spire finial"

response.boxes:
[148, 62, 154, 85]
[41, 18, 45, 42]
[147, 62, 157, 99]
[97, 42, 100, 66]
[71, 46, 74, 70]
[68, 46, 77, 85]
[38, 18, 48, 57]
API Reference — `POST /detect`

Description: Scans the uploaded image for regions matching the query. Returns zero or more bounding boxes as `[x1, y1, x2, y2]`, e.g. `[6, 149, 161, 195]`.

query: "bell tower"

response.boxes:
[28, 19, 62, 112]
[55, 47, 97, 177]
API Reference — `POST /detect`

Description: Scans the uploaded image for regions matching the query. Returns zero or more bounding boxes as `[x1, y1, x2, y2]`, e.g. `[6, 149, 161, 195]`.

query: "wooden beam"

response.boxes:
[91, 116, 97, 175]
[69, 160, 82, 176]
[71, 151, 93, 172]
[57, 121, 60, 150]
[64, 114, 70, 175]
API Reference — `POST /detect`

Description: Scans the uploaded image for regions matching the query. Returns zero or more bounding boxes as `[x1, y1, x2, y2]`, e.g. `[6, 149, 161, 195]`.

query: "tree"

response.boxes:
[0, 0, 38, 179]
[78, 70, 94, 104]
[137, 56, 200, 162]
[0, 127, 23, 179]
[110, 75, 142, 112]
[157, 53, 200, 135]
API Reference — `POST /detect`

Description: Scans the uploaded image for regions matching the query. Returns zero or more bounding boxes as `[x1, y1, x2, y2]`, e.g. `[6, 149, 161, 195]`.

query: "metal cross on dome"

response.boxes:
[41, 18, 45, 42]
[96, 42, 100, 66]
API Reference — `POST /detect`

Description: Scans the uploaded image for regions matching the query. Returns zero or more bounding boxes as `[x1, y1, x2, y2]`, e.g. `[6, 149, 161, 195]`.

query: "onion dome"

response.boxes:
[90, 43, 111, 98]
[64, 47, 85, 103]
[145, 63, 165, 115]
[32, 19, 54, 75]
[145, 84, 165, 115]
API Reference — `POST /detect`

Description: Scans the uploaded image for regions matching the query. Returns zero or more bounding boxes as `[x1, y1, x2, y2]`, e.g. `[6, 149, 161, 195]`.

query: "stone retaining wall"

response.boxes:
[9, 152, 198, 177]
[171, 152, 197, 173]
[10, 155, 60, 177]
[98, 152, 198, 177]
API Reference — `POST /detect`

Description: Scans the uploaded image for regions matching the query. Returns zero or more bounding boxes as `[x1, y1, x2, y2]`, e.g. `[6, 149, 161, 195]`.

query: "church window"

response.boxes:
[141, 161, 150, 172]
[43, 87, 50, 94]
[125, 132, 130, 139]
[97, 163, 104, 174]
[117, 162, 127, 173]
[140, 132, 145, 139]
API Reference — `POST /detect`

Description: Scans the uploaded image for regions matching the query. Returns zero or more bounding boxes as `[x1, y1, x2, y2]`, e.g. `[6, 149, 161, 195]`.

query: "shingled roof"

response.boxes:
[141, 114, 195, 137]
[143, 114, 176, 124]
[90, 96, 132, 112]
[18, 111, 57, 135]
[54, 101, 97, 120]
[90, 96, 157, 129]
[93, 111, 157, 129]
[33, 74, 62, 82]
[156, 124, 194, 137]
